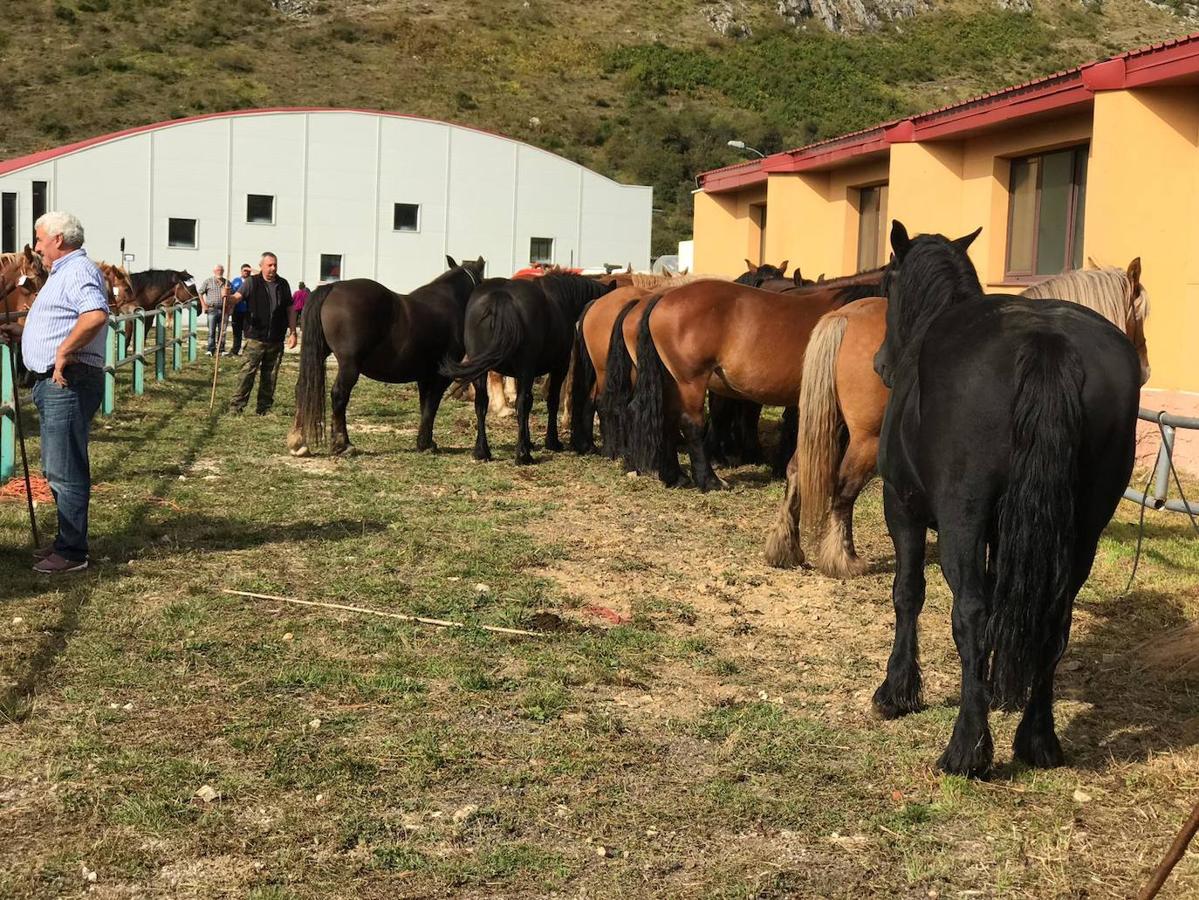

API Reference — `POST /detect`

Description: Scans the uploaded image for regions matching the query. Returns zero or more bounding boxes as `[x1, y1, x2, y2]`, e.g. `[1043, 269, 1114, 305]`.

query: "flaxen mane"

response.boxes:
[1019, 267, 1148, 331]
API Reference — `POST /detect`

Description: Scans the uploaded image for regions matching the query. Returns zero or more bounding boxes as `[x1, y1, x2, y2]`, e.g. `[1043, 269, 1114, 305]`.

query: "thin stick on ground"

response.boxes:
[222, 589, 544, 638]
[208, 301, 230, 414]
[1138, 796, 1199, 900]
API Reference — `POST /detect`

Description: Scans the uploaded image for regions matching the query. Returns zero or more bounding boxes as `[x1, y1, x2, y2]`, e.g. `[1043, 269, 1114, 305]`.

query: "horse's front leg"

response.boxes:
[873, 481, 928, 718]
[544, 366, 567, 453]
[937, 524, 994, 778]
[472, 375, 492, 461]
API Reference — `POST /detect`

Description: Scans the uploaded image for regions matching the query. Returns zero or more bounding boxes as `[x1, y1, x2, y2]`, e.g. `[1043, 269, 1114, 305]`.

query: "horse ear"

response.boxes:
[890, 220, 911, 259]
[744, 259, 757, 273]
[1127, 257, 1142, 290]
[626, 262, 632, 273]
[792, 269, 803, 285]
[953, 226, 982, 251]
[778, 260, 789, 275]
[446, 255, 458, 269]
[817, 273, 825, 283]
[1086, 256, 1099, 269]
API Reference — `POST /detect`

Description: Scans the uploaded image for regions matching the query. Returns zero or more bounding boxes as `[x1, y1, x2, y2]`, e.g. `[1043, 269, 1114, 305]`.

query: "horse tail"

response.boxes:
[440, 290, 522, 383]
[988, 332, 1085, 709]
[569, 299, 599, 454]
[599, 299, 639, 461]
[625, 295, 667, 474]
[799, 314, 849, 570]
[764, 313, 847, 568]
[291, 283, 334, 451]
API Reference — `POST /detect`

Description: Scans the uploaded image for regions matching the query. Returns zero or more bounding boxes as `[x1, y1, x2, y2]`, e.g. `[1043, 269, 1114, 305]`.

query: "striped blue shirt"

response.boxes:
[21, 248, 110, 373]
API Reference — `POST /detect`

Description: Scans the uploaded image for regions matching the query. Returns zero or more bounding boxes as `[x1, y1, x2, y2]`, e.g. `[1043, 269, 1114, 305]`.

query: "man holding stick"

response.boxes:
[0, 212, 108, 574]
[227, 252, 297, 415]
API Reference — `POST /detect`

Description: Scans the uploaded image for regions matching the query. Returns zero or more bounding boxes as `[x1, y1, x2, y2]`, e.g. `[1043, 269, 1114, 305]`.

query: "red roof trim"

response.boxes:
[697, 30, 1199, 190]
[0, 107, 633, 183]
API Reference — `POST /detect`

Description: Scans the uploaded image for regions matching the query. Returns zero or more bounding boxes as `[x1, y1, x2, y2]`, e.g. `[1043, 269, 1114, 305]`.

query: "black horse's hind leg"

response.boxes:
[544, 367, 567, 453]
[514, 375, 535, 465]
[739, 401, 765, 465]
[936, 524, 995, 778]
[416, 376, 450, 452]
[472, 375, 492, 461]
[330, 362, 360, 456]
[873, 481, 928, 719]
[772, 405, 798, 478]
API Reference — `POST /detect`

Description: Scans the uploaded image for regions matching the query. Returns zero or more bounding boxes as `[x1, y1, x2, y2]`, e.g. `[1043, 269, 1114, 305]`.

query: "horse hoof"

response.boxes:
[515, 453, 535, 466]
[545, 440, 563, 453]
[473, 450, 492, 462]
[289, 445, 311, 458]
[937, 732, 994, 779]
[1013, 722, 1065, 769]
[333, 445, 356, 458]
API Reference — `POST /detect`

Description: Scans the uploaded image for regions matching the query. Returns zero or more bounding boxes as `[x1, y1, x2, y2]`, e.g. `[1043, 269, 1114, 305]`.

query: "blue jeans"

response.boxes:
[32, 365, 104, 562]
[207, 308, 226, 353]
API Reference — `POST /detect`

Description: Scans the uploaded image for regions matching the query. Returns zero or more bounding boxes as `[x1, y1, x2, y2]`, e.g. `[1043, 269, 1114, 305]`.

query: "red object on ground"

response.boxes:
[583, 605, 631, 625]
[0, 472, 53, 503]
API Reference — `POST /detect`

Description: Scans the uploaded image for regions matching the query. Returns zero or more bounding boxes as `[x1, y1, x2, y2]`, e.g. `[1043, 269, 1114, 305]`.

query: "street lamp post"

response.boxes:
[727, 139, 766, 159]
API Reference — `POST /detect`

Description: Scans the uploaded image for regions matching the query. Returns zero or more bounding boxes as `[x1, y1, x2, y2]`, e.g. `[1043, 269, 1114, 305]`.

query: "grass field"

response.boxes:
[2, 354, 1199, 898]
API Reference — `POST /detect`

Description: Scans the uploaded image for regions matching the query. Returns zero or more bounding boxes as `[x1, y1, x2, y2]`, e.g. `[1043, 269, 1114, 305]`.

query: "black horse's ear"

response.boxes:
[778, 260, 789, 276]
[446, 255, 458, 269]
[890, 220, 911, 259]
[792, 269, 803, 285]
[744, 259, 757, 273]
[953, 226, 982, 251]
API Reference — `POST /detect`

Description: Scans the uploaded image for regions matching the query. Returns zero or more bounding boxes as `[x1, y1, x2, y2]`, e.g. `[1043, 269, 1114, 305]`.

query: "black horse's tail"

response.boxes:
[599, 299, 639, 462]
[988, 333, 1085, 708]
[625, 295, 667, 475]
[292, 283, 335, 450]
[569, 299, 600, 454]
[440, 290, 522, 383]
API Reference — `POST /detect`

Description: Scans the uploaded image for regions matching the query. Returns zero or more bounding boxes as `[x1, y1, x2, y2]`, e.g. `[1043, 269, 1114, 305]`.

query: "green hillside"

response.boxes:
[1, 0, 1192, 255]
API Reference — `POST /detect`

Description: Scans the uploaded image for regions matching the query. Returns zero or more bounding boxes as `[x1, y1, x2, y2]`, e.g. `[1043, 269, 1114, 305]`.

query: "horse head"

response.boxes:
[874, 220, 981, 388]
[0, 245, 48, 314]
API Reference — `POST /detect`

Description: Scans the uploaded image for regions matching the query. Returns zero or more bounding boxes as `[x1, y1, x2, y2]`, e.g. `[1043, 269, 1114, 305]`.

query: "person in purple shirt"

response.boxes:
[0, 212, 108, 574]
[292, 281, 310, 331]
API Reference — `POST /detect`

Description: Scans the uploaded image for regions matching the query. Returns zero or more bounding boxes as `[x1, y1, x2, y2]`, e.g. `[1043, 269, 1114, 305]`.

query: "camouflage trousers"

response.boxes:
[229, 339, 284, 414]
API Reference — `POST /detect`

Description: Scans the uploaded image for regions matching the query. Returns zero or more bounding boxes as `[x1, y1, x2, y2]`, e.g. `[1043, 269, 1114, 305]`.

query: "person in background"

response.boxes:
[0, 212, 108, 574]
[292, 281, 310, 332]
[228, 251, 297, 415]
[198, 264, 229, 356]
[228, 262, 251, 356]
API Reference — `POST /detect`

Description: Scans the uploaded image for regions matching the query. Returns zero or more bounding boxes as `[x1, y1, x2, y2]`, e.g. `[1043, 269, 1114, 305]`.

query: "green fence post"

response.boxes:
[1, 343, 13, 483]
[188, 302, 197, 363]
[103, 319, 116, 416]
[133, 311, 145, 396]
[172, 307, 183, 372]
[155, 309, 166, 381]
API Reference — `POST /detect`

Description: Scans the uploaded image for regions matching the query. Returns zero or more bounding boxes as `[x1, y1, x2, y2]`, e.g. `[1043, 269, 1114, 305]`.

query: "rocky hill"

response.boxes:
[1, 0, 1194, 254]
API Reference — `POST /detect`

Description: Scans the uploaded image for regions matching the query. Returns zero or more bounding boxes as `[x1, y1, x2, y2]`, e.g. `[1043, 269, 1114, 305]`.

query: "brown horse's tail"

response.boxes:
[599, 299, 640, 462]
[291, 284, 334, 452]
[765, 312, 847, 568]
[625, 294, 667, 475]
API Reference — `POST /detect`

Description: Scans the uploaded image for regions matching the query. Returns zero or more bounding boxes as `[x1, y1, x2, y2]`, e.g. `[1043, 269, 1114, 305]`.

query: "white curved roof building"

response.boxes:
[0, 108, 652, 287]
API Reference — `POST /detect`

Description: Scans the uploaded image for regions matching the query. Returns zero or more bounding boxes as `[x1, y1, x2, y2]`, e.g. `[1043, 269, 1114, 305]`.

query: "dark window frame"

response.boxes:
[167, 217, 198, 249]
[529, 237, 554, 265]
[31, 180, 47, 245]
[1004, 144, 1088, 282]
[1, 192, 16, 254]
[855, 182, 888, 273]
[393, 203, 420, 232]
[246, 194, 275, 225]
[319, 253, 343, 281]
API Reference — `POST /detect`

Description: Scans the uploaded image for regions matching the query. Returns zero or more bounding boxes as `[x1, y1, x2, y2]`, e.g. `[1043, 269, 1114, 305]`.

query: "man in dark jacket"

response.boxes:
[228, 251, 297, 415]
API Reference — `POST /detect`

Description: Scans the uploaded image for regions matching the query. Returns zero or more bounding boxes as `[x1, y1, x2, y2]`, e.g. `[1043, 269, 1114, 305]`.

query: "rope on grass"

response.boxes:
[222, 589, 543, 638]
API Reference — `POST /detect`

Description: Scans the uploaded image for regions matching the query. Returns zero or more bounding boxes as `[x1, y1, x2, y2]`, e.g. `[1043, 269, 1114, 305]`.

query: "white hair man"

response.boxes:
[198, 263, 229, 355]
[0, 211, 110, 573]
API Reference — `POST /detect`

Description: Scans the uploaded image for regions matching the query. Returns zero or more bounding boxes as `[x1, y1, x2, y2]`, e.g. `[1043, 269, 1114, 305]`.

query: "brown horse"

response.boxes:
[0, 247, 47, 322]
[765, 259, 1150, 575]
[625, 276, 882, 491]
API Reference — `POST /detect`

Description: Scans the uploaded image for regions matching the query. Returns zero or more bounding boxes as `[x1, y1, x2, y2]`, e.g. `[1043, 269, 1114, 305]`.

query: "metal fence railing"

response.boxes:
[1, 299, 202, 483]
[1124, 407, 1199, 516]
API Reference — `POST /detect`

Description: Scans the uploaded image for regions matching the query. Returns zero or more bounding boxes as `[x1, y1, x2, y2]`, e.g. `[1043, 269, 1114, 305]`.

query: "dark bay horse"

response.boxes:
[871, 221, 1139, 777]
[765, 259, 1149, 575]
[287, 256, 486, 456]
[625, 276, 882, 490]
[442, 273, 615, 464]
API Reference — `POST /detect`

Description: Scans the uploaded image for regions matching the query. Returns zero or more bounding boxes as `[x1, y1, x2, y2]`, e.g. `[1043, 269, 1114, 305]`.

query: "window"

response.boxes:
[167, 218, 197, 249]
[31, 180, 47, 244]
[320, 254, 342, 281]
[529, 237, 554, 265]
[1006, 146, 1087, 278]
[856, 183, 889, 272]
[1, 193, 15, 254]
[393, 203, 420, 232]
[246, 194, 275, 225]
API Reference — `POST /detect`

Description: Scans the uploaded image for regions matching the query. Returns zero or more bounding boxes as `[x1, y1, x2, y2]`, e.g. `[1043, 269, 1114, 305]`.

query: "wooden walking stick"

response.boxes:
[207, 285, 232, 414]
[1138, 796, 1199, 900]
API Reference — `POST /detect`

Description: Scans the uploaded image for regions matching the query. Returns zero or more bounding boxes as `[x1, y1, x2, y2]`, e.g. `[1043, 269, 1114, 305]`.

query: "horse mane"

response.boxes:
[539, 273, 613, 316]
[890, 235, 983, 360]
[630, 272, 723, 289]
[130, 269, 189, 290]
[1019, 267, 1148, 331]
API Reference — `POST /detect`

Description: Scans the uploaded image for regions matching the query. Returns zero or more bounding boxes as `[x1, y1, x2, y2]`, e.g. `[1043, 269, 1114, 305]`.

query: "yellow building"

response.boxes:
[694, 34, 1199, 394]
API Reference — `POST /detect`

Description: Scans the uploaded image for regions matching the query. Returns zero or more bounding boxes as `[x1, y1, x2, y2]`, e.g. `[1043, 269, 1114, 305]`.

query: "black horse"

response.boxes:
[871, 221, 1140, 778]
[288, 255, 485, 456]
[442, 273, 615, 465]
